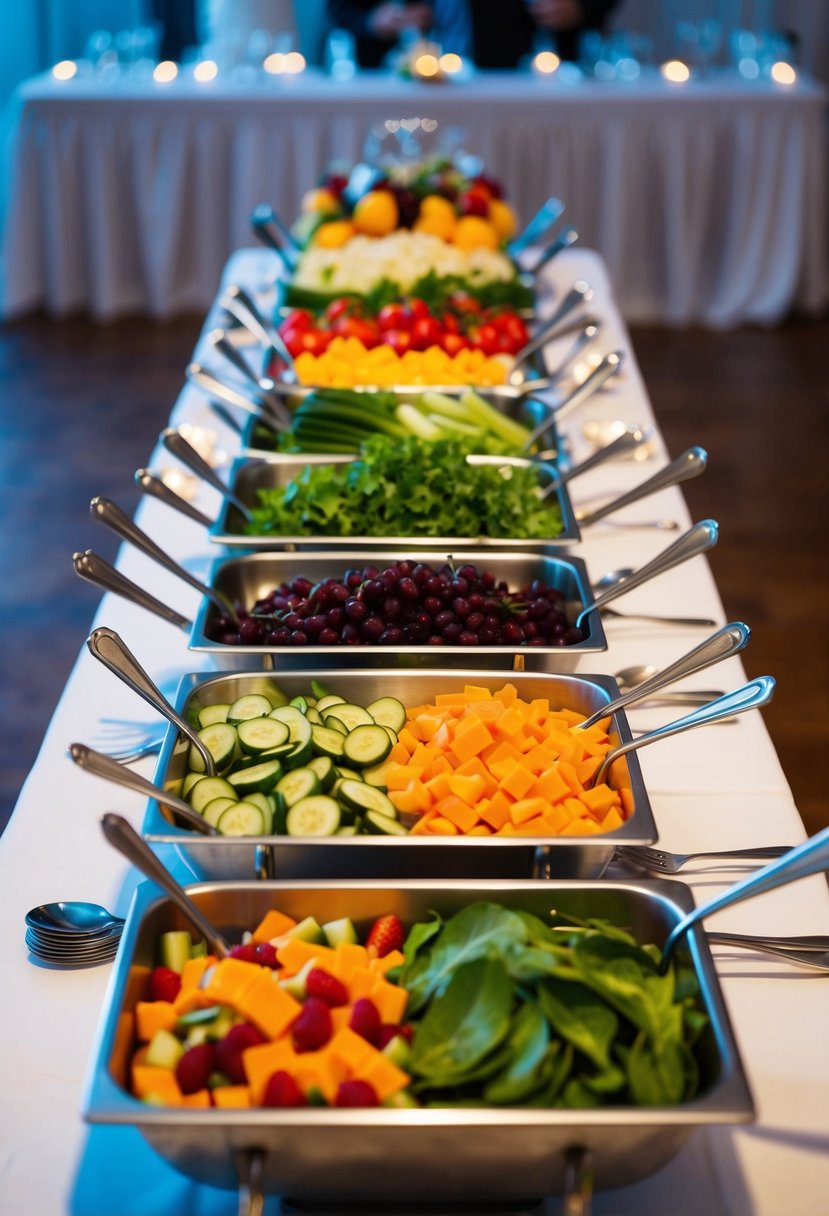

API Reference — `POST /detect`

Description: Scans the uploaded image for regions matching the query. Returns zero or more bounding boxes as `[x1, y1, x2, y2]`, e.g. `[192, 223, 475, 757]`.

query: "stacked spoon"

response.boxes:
[25, 901, 124, 967]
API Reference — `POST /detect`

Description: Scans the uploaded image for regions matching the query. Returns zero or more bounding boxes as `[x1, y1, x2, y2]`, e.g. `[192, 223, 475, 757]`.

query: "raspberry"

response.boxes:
[148, 966, 181, 1003]
[334, 1080, 379, 1108]
[348, 998, 381, 1047]
[175, 1043, 216, 1094]
[215, 1022, 267, 1085]
[305, 968, 348, 1008]
[254, 942, 279, 969]
[365, 914, 405, 958]
[263, 1070, 308, 1108]
[292, 997, 333, 1053]
[376, 1023, 406, 1050]
[228, 943, 258, 964]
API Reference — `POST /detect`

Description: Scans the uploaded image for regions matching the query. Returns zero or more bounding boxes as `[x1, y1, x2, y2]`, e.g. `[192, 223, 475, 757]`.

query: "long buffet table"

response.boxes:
[2, 246, 828, 1215]
[2, 68, 827, 327]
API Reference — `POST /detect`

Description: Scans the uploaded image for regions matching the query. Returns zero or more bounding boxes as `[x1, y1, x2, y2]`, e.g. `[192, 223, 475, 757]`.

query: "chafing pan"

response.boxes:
[208, 451, 580, 551]
[143, 667, 651, 881]
[82, 878, 754, 1206]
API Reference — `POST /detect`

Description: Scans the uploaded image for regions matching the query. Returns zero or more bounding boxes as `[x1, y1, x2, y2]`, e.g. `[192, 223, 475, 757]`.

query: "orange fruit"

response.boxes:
[352, 189, 399, 237]
[453, 215, 500, 252]
[487, 199, 518, 240]
[312, 220, 357, 249]
[301, 187, 341, 215]
[413, 194, 456, 241]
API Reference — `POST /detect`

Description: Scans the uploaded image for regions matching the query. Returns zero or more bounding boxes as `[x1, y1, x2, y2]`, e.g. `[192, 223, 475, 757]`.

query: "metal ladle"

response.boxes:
[101, 813, 228, 952]
[69, 745, 219, 836]
[86, 626, 216, 776]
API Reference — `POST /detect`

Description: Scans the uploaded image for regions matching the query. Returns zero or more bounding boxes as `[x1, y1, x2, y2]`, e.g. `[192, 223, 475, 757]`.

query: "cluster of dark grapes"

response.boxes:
[210, 561, 585, 650]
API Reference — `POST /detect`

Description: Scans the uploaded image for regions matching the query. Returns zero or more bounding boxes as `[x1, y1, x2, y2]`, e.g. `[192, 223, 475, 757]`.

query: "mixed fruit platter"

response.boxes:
[167, 678, 627, 840]
[128, 899, 709, 1111]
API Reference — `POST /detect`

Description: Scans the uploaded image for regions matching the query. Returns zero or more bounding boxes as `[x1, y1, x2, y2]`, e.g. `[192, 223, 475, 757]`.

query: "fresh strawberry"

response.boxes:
[175, 1042, 216, 1094]
[254, 942, 279, 969]
[292, 997, 333, 1053]
[348, 998, 381, 1047]
[148, 966, 181, 1003]
[215, 1022, 267, 1084]
[263, 1070, 308, 1108]
[305, 968, 348, 1008]
[334, 1080, 380, 1108]
[365, 914, 405, 958]
[228, 942, 259, 964]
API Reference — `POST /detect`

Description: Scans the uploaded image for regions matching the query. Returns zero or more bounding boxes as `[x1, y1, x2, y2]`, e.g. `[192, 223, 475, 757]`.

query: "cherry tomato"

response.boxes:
[377, 302, 411, 333]
[447, 291, 480, 316]
[333, 316, 380, 347]
[409, 316, 444, 351]
[468, 322, 500, 356]
[407, 297, 432, 322]
[441, 332, 470, 357]
[495, 311, 530, 348]
[295, 329, 331, 357]
[324, 297, 356, 324]
[456, 189, 490, 218]
[280, 308, 314, 334]
[382, 328, 413, 356]
[441, 312, 460, 334]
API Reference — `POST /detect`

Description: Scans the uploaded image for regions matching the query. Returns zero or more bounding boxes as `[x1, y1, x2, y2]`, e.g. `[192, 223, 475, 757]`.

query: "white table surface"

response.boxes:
[2, 67, 827, 327]
[1, 247, 828, 1216]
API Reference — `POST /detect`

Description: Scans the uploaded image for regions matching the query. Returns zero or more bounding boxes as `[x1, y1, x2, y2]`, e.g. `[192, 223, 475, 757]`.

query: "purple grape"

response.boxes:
[345, 598, 367, 623]
[361, 616, 385, 643]
[289, 630, 308, 646]
[319, 628, 340, 645]
[378, 627, 403, 645]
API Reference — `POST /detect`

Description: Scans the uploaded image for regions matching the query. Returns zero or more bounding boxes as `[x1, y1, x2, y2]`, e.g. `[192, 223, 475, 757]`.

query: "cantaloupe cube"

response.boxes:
[467, 824, 493, 835]
[499, 764, 536, 802]
[202, 958, 261, 1007]
[408, 810, 437, 835]
[369, 948, 405, 975]
[510, 796, 549, 826]
[385, 764, 421, 791]
[493, 705, 527, 741]
[449, 717, 493, 763]
[328, 1027, 376, 1073]
[213, 1086, 252, 1108]
[331, 942, 369, 981]
[455, 756, 498, 797]
[542, 802, 572, 833]
[510, 816, 552, 836]
[576, 755, 603, 786]
[135, 1001, 177, 1041]
[424, 772, 452, 803]
[293, 1049, 347, 1104]
[619, 787, 635, 818]
[532, 767, 571, 804]
[236, 971, 303, 1040]
[447, 772, 486, 805]
[425, 816, 458, 835]
[389, 782, 431, 815]
[181, 1089, 211, 1107]
[434, 793, 479, 834]
[495, 683, 518, 706]
[242, 1039, 298, 1103]
[478, 790, 511, 831]
[579, 784, 620, 818]
[179, 955, 215, 994]
[132, 1064, 183, 1104]
[560, 817, 602, 836]
[361, 1052, 410, 1101]
[277, 936, 336, 976]
[252, 909, 297, 943]
[600, 806, 625, 832]
[346, 967, 380, 1002]
[371, 978, 409, 1024]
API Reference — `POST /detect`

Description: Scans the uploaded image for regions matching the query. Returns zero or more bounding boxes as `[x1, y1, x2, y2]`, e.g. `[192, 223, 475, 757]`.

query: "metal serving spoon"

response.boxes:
[221, 283, 296, 376]
[507, 195, 564, 257]
[250, 202, 299, 273]
[85, 626, 216, 776]
[186, 361, 279, 423]
[539, 425, 647, 496]
[576, 445, 707, 528]
[614, 663, 723, 704]
[89, 495, 239, 617]
[509, 280, 593, 384]
[160, 428, 253, 523]
[134, 470, 214, 529]
[26, 901, 124, 935]
[101, 813, 229, 954]
[529, 225, 579, 277]
[660, 820, 829, 972]
[69, 744, 219, 836]
[207, 328, 293, 427]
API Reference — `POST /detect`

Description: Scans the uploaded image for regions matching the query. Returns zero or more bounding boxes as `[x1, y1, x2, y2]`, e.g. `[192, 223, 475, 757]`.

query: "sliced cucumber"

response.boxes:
[198, 703, 231, 728]
[243, 790, 275, 834]
[315, 693, 346, 712]
[202, 796, 238, 828]
[382, 725, 399, 745]
[362, 761, 390, 790]
[338, 779, 398, 820]
[324, 702, 374, 731]
[288, 916, 325, 944]
[364, 810, 408, 836]
[286, 795, 341, 837]
[289, 695, 309, 713]
[276, 767, 322, 807]
[273, 790, 288, 834]
[307, 755, 337, 791]
[342, 724, 392, 769]
[311, 679, 332, 701]
[227, 758, 283, 795]
[218, 801, 266, 836]
[334, 825, 358, 836]
[189, 723, 237, 774]
[310, 724, 346, 760]
[305, 706, 323, 725]
[323, 714, 348, 735]
[237, 716, 290, 755]
[279, 957, 315, 1000]
[146, 1028, 184, 1069]
[227, 694, 274, 725]
[335, 766, 362, 783]
[188, 775, 237, 813]
[283, 737, 314, 769]
[182, 771, 206, 799]
[366, 696, 407, 732]
[159, 929, 192, 973]
[323, 917, 359, 946]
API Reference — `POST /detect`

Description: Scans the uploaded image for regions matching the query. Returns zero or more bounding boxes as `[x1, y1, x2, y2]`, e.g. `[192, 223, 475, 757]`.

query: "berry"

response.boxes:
[334, 1080, 380, 1107]
[228, 943, 259, 964]
[292, 997, 333, 1053]
[305, 968, 349, 1008]
[349, 998, 382, 1047]
[365, 914, 405, 957]
[148, 966, 181, 1003]
[263, 1070, 308, 1108]
[254, 942, 279, 969]
[215, 1023, 267, 1084]
[175, 1043, 216, 1094]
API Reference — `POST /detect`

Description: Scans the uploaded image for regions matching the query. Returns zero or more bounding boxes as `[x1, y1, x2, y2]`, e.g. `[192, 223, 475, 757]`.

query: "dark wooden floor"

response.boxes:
[2, 313, 827, 836]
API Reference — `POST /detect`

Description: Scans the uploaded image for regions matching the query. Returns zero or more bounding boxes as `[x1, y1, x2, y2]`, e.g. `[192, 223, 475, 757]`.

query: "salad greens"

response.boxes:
[283, 270, 534, 316]
[397, 902, 709, 1109]
[245, 435, 564, 540]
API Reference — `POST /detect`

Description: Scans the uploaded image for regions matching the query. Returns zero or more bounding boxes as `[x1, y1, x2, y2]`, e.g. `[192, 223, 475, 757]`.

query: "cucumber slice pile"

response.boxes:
[177, 689, 409, 836]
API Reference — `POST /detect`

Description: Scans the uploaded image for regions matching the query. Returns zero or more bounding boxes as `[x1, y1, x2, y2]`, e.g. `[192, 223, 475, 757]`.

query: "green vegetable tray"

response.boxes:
[83, 878, 753, 1206]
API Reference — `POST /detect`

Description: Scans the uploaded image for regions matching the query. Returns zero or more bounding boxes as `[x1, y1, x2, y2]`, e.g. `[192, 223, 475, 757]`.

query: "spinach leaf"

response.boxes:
[571, 933, 677, 1044]
[522, 1042, 574, 1107]
[559, 1078, 603, 1109]
[537, 977, 618, 1071]
[402, 911, 442, 966]
[399, 902, 528, 1014]
[624, 1032, 688, 1106]
[483, 1001, 550, 1105]
[504, 943, 572, 984]
[410, 957, 513, 1081]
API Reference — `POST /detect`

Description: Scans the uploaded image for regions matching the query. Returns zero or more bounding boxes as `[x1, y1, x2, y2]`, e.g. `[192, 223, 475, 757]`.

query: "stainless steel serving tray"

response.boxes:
[83, 878, 754, 1205]
[188, 550, 606, 672]
[208, 450, 579, 551]
[143, 667, 651, 881]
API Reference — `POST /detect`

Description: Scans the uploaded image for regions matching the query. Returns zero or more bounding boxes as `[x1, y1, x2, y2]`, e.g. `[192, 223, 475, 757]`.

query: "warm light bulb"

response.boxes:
[439, 52, 462, 74]
[52, 60, 78, 81]
[533, 51, 561, 75]
[660, 59, 691, 84]
[770, 61, 796, 85]
[284, 51, 306, 74]
[153, 60, 178, 83]
[414, 53, 439, 78]
[263, 52, 286, 74]
[193, 59, 218, 82]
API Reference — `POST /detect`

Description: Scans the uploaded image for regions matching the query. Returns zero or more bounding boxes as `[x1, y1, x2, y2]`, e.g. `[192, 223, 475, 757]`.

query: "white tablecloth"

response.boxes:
[1, 248, 828, 1216]
[2, 68, 827, 327]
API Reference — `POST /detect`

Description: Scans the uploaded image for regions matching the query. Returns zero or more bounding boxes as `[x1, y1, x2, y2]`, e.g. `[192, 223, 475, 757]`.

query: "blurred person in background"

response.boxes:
[327, 0, 619, 68]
